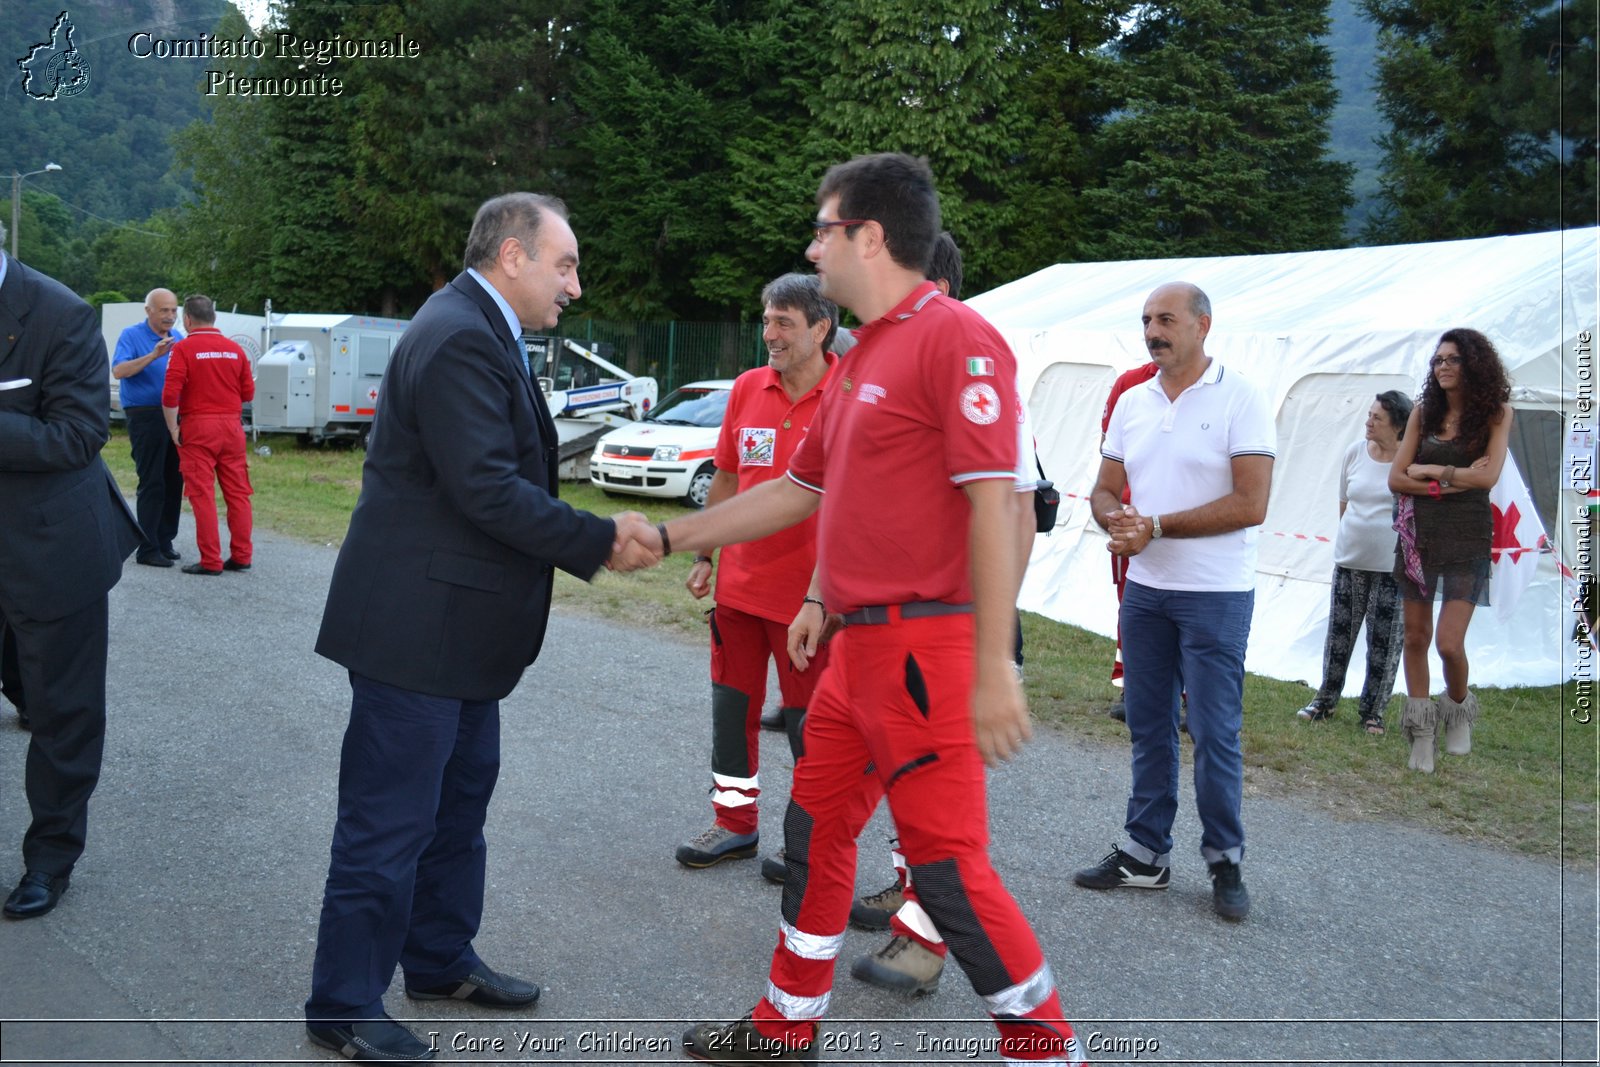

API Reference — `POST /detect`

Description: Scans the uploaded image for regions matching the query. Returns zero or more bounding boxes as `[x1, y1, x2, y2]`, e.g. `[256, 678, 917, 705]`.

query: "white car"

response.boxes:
[589, 379, 734, 507]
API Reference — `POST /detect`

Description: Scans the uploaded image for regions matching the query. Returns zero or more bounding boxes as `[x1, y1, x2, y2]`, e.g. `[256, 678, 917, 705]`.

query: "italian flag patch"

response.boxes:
[966, 357, 994, 376]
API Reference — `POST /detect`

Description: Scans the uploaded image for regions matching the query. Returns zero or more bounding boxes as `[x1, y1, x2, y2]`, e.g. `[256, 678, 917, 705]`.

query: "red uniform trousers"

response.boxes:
[751, 611, 1082, 1063]
[708, 604, 829, 835]
[178, 414, 253, 571]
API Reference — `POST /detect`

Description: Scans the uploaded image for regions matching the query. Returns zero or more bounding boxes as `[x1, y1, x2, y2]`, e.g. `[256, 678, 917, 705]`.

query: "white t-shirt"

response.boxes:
[1102, 359, 1276, 592]
[1334, 438, 1400, 572]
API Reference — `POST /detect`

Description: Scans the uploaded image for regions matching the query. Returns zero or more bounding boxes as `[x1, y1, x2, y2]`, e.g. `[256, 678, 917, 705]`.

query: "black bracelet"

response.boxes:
[694, 555, 713, 565]
[802, 596, 825, 611]
[657, 522, 672, 556]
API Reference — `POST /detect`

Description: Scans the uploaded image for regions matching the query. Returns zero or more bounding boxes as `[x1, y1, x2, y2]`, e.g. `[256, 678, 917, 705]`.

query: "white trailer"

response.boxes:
[251, 310, 410, 445]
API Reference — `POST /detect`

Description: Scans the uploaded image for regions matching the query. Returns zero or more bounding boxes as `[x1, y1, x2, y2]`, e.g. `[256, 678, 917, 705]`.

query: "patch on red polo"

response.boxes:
[959, 382, 1001, 425]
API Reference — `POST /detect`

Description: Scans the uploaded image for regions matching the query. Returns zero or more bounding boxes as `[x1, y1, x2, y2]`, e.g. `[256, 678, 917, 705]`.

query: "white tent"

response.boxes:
[969, 228, 1596, 690]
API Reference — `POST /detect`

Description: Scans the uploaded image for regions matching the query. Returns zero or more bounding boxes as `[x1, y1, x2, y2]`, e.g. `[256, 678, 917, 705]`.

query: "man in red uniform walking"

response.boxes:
[651, 153, 1084, 1064]
[162, 295, 254, 576]
[675, 273, 838, 870]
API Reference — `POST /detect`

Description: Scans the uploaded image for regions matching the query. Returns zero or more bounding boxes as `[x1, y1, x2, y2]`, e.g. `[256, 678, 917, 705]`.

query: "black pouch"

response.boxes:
[1032, 451, 1059, 532]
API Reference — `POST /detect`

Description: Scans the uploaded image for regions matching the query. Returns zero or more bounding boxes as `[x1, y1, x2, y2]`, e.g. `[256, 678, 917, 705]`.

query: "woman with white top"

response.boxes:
[1295, 390, 1413, 734]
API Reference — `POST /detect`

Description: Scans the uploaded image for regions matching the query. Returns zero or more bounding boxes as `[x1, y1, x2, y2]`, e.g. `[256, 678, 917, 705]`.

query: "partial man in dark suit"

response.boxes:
[305, 193, 659, 1063]
[1, 621, 26, 729]
[0, 225, 143, 920]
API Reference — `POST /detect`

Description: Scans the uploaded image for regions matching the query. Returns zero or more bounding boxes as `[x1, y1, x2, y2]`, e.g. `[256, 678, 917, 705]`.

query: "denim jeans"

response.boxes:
[1119, 581, 1253, 866]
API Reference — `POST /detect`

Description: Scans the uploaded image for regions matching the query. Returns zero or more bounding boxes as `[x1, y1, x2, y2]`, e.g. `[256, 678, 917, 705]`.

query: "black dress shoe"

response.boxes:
[3, 870, 68, 920]
[405, 962, 540, 1008]
[136, 553, 174, 568]
[306, 1016, 435, 1062]
[161, 546, 181, 560]
[223, 559, 251, 572]
[15, 711, 29, 731]
[181, 563, 222, 576]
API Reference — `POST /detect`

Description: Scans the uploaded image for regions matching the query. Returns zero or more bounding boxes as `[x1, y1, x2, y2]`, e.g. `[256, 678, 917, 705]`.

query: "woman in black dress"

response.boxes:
[1388, 328, 1513, 773]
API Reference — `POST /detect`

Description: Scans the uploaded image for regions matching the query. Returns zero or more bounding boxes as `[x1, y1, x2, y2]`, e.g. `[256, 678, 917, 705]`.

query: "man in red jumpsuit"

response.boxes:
[674, 273, 838, 870]
[654, 153, 1084, 1065]
[162, 294, 254, 576]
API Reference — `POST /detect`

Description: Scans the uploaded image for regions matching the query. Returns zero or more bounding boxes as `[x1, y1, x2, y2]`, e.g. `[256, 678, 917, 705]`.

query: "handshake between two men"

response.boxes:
[605, 512, 667, 572]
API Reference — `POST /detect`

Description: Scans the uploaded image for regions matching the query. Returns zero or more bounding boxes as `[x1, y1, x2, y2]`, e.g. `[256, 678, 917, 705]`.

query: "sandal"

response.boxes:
[1295, 702, 1333, 722]
[1360, 718, 1386, 735]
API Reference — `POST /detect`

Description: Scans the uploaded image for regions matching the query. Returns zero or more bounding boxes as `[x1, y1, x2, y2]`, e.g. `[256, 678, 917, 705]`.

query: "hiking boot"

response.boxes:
[1209, 858, 1250, 920]
[849, 880, 904, 930]
[761, 849, 788, 885]
[1107, 694, 1126, 722]
[682, 1014, 817, 1063]
[1073, 847, 1170, 890]
[850, 935, 943, 996]
[675, 825, 758, 869]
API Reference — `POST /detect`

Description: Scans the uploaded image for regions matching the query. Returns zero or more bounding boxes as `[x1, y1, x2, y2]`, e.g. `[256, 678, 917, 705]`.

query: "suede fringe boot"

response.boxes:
[1401, 697, 1438, 773]
[1439, 691, 1479, 756]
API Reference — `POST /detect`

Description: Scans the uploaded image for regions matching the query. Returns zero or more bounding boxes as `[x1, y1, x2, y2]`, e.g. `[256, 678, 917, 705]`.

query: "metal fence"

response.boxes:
[552, 319, 767, 394]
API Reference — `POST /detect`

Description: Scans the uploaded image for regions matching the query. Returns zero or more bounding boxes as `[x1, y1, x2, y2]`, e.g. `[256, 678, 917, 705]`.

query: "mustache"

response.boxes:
[1146, 339, 1170, 350]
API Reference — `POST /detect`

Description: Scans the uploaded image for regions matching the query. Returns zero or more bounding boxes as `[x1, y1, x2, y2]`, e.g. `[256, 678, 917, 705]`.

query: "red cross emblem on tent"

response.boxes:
[1490, 501, 1530, 563]
[367, 386, 379, 402]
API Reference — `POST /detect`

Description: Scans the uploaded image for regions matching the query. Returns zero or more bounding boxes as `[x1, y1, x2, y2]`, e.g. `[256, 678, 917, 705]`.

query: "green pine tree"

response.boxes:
[1080, 0, 1353, 259]
[1362, 0, 1597, 241]
[807, 0, 1026, 292]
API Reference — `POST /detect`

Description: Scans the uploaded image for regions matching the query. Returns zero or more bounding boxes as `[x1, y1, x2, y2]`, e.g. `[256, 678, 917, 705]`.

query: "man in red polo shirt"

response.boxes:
[162, 294, 255, 576]
[654, 153, 1083, 1065]
[674, 273, 838, 870]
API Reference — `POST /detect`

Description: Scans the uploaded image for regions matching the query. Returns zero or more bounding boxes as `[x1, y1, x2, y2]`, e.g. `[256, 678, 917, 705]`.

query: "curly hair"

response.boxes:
[1416, 327, 1510, 458]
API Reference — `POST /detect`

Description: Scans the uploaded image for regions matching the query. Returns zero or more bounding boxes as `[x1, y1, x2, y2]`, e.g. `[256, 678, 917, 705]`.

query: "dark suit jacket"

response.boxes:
[315, 271, 614, 701]
[0, 257, 141, 621]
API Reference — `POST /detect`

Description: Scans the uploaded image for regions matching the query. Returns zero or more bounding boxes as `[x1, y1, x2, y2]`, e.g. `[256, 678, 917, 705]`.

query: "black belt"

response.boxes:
[841, 601, 974, 627]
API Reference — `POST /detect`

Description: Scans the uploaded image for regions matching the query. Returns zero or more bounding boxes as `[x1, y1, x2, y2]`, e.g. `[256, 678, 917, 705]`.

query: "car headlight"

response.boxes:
[653, 445, 682, 461]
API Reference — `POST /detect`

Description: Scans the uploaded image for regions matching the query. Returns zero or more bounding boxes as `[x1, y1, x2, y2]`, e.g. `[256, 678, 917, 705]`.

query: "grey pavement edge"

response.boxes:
[0, 511, 1596, 1066]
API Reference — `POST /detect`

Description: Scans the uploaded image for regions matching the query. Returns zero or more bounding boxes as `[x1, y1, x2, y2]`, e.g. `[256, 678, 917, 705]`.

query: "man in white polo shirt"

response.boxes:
[1073, 282, 1275, 921]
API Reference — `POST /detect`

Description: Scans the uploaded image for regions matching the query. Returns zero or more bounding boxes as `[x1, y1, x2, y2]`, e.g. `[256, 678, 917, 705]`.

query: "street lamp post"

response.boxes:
[9, 162, 63, 259]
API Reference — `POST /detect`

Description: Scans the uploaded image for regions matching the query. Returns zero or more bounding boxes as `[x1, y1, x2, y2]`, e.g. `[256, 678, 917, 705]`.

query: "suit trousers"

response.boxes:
[0, 595, 109, 875]
[124, 406, 183, 557]
[305, 672, 500, 1021]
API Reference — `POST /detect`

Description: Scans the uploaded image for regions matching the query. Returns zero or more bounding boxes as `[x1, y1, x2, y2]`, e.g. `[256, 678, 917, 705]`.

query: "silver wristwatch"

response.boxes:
[1150, 514, 1163, 539]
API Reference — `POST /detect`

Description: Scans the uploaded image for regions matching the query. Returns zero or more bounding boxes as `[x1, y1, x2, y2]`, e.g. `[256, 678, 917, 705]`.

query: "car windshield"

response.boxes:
[645, 387, 729, 428]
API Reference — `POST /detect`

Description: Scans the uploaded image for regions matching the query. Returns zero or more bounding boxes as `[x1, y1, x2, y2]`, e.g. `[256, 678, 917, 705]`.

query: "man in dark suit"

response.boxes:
[305, 193, 658, 1063]
[0, 227, 143, 920]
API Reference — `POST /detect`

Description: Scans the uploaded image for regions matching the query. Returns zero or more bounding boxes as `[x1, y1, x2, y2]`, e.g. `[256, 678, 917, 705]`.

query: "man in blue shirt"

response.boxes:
[112, 289, 184, 566]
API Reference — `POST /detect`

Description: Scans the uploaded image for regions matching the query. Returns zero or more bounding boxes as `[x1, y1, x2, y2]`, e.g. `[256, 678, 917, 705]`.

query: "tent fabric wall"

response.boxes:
[972, 228, 1596, 691]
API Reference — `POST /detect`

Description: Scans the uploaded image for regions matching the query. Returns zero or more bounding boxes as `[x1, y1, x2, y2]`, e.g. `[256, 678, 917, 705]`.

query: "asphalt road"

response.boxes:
[0, 517, 1594, 1066]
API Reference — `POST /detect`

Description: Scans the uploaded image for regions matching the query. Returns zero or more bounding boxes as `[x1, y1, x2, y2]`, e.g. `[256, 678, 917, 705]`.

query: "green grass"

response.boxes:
[105, 428, 1595, 864]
